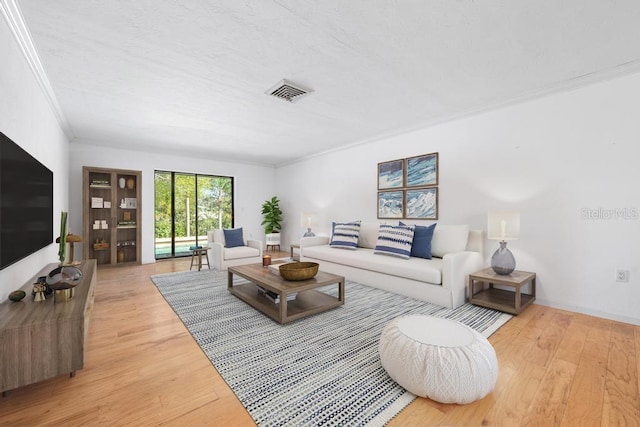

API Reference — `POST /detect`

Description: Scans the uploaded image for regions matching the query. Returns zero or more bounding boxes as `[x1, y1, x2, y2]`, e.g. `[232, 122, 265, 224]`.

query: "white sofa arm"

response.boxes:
[442, 251, 484, 309]
[246, 239, 263, 256]
[209, 241, 225, 270]
[300, 236, 330, 259]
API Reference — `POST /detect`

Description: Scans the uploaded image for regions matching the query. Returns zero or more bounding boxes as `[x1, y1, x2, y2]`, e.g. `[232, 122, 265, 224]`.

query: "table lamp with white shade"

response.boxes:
[487, 211, 520, 275]
[301, 212, 316, 237]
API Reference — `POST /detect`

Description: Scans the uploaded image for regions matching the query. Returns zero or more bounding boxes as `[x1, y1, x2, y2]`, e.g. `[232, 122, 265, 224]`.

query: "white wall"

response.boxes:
[0, 19, 69, 301]
[69, 143, 276, 264]
[276, 72, 640, 325]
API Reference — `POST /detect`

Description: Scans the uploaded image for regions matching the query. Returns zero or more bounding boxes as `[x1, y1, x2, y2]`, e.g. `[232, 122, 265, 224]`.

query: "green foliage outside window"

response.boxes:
[154, 171, 233, 249]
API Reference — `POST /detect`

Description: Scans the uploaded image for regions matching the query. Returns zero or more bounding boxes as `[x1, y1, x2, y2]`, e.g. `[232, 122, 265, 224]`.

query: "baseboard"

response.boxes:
[535, 298, 640, 326]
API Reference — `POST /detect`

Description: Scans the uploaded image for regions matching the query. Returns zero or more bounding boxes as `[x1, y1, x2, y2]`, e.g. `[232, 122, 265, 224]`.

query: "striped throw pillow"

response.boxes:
[374, 224, 415, 259]
[330, 221, 362, 250]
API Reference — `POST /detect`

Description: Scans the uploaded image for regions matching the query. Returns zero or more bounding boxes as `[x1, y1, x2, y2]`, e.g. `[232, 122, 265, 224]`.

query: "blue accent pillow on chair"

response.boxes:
[401, 222, 436, 259]
[223, 228, 245, 248]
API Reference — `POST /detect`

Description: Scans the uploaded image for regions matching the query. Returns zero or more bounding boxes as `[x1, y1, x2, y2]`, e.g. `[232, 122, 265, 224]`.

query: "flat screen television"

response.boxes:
[0, 132, 54, 270]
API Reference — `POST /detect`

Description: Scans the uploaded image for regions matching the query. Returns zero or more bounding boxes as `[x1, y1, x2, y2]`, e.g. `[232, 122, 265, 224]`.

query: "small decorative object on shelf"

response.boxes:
[262, 254, 271, 267]
[46, 265, 83, 302]
[58, 211, 68, 266]
[9, 290, 26, 302]
[32, 282, 46, 302]
[90, 179, 110, 188]
[126, 177, 135, 189]
[93, 239, 109, 250]
[118, 177, 125, 189]
[55, 232, 83, 265]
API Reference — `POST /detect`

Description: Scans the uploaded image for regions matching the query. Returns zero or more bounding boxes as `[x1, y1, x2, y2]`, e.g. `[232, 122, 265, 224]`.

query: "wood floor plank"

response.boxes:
[602, 322, 640, 425]
[555, 315, 589, 365]
[1, 257, 639, 426]
[520, 358, 577, 426]
[483, 361, 547, 425]
[637, 326, 640, 410]
[524, 311, 571, 368]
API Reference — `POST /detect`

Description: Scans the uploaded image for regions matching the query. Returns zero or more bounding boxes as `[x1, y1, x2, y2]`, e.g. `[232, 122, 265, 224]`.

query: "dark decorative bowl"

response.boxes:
[46, 266, 83, 290]
[9, 290, 26, 302]
[279, 262, 319, 281]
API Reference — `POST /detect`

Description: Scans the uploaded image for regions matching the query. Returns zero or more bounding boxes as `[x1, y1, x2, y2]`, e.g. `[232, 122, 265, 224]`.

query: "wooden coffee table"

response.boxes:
[228, 263, 345, 324]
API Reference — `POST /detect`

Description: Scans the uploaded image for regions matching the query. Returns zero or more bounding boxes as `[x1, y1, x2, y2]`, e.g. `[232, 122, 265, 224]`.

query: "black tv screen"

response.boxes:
[0, 132, 54, 270]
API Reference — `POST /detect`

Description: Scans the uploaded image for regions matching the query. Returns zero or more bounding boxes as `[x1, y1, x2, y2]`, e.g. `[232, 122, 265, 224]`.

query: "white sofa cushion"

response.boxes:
[431, 225, 469, 258]
[224, 245, 260, 261]
[357, 221, 380, 249]
[304, 245, 442, 284]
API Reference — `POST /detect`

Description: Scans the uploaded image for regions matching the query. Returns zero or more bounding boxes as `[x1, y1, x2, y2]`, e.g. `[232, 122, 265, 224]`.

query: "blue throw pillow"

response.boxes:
[330, 221, 361, 250]
[223, 228, 245, 248]
[401, 222, 436, 259]
[374, 224, 415, 259]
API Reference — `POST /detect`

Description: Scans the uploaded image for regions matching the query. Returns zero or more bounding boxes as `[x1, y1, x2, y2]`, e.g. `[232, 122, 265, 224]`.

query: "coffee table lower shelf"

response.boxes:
[230, 283, 342, 324]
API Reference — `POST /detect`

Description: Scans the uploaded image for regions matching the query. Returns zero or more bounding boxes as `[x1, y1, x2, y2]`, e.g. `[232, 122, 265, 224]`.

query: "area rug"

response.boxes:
[150, 269, 511, 426]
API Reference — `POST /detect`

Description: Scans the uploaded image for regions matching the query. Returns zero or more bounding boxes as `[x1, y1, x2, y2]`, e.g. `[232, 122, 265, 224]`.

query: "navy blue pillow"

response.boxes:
[223, 228, 245, 248]
[401, 222, 436, 259]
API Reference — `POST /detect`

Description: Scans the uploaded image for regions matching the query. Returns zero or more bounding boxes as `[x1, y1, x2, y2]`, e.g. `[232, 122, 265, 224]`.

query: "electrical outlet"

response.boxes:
[616, 269, 629, 282]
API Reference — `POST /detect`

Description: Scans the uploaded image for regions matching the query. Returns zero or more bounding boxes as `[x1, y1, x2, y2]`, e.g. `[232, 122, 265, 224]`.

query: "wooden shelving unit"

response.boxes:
[82, 167, 141, 266]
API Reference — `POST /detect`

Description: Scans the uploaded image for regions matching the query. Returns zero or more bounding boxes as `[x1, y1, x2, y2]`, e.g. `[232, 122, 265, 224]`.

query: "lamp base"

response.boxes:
[303, 228, 315, 237]
[491, 241, 516, 275]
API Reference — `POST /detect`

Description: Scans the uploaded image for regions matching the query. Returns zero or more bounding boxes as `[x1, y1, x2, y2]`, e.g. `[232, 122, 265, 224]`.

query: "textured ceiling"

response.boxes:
[15, 0, 640, 166]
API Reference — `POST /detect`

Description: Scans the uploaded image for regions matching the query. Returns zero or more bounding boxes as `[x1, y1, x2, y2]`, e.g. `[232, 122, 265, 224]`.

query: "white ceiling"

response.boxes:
[14, 0, 640, 166]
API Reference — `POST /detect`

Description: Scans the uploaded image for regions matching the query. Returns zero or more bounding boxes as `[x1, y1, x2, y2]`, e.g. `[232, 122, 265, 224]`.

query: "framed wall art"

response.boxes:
[405, 187, 438, 220]
[377, 190, 404, 219]
[406, 152, 438, 187]
[377, 159, 404, 190]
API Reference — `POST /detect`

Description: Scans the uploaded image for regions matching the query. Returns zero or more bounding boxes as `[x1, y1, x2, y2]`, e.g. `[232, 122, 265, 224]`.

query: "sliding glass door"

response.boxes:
[154, 171, 234, 259]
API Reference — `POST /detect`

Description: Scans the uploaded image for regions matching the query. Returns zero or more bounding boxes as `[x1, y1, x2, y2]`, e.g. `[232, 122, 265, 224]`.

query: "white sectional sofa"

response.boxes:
[300, 222, 483, 309]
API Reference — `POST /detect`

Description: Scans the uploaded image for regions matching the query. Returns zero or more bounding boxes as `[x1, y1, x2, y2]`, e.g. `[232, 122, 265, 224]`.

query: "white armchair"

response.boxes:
[207, 228, 263, 270]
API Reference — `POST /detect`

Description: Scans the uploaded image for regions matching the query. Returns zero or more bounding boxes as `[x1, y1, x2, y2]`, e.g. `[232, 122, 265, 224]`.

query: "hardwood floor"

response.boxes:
[1, 257, 639, 426]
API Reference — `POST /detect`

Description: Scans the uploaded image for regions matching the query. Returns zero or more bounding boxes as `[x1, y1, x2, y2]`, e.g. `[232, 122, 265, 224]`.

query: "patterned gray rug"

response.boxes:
[150, 269, 511, 426]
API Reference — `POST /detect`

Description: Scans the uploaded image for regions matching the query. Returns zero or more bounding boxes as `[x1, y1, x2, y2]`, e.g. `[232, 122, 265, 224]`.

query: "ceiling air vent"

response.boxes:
[265, 79, 312, 103]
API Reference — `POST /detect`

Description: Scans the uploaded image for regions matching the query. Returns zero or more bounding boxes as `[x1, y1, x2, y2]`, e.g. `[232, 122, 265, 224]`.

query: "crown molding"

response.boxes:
[1, 0, 74, 140]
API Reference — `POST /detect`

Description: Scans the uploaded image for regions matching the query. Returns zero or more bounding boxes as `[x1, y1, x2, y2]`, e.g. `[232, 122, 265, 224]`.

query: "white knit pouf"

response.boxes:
[379, 315, 498, 404]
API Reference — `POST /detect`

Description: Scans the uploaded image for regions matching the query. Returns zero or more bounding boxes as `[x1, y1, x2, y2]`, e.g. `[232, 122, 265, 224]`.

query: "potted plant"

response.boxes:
[261, 196, 283, 234]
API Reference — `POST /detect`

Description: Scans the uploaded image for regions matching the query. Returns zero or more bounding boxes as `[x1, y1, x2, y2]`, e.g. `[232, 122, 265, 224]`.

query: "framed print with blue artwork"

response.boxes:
[406, 152, 438, 187]
[377, 190, 404, 219]
[378, 159, 404, 190]
[405, 188, 438, 219]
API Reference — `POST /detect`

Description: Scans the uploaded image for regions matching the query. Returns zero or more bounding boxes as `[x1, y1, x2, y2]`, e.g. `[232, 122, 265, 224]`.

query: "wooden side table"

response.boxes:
[189, 247, 210, 271]
[290, 243, 300, 261]
[468, 268, 536, 315]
